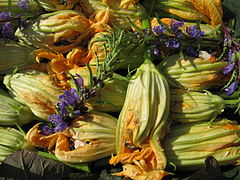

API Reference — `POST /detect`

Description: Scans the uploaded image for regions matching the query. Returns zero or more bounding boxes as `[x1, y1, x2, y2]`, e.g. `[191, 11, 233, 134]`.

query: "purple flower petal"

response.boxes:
[59, 88, 80, 105]
[2, 22, 15, 40]
[41, 125, 52, 136]
[48, 114, 63, 124]
[76, 74, 84, 87]
[227, 49, 233, 62]
[170, 19, 184, 32]
[223, 63, 235, 74]
[53, 122, 68, 133]
[18, 0, 29, 10]
[225, 81, 238, 96]
[58, 105, 68, 117]
[153, 25, 165, 34]
[0, 11, 11, 21]
[166, 39, 179, 48]
[186, 25, 204, 39]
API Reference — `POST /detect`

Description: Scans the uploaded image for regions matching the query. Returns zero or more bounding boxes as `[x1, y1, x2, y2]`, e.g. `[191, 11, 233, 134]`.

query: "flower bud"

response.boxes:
[109, 59, 170, 179]
[163, 118, 240, 170]
[26, 111, 117, 163]
[15, 10, 92, 53]
[0, 89, 35, 126]
[0, 40, 36, 74]
[0, 127, 34, 163]
[170, 89, 225, 123]
[158, 54, 230, 90]
[3, 70, 64, 120]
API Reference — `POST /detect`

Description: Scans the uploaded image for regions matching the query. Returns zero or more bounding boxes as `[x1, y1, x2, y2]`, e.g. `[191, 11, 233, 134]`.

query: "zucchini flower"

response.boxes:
[0, 40, 36, 74]
[163, 118, 240, 170]
[142, 0, 223, 27]
[79, 0, 144, 29]
[68, 66, 129, 112]
[36, 0, 80, 11]
[142, 0, 209, 23]
[26, 111, 117, 163]
[3, 70, 64, 120]
[170, 89, 225, 123]
[158, 54, 230, 91]
[15, 10, 108, 53]
[109, 60, 170, 179]
[0, 89, 35, 126]
[0, 126, 34, 163]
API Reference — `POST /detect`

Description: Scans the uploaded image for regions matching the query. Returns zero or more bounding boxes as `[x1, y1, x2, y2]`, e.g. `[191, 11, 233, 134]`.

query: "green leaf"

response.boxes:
[0, 150, 73, 180]
[223, 166, 240, 180]
[182, 156, 227, 180]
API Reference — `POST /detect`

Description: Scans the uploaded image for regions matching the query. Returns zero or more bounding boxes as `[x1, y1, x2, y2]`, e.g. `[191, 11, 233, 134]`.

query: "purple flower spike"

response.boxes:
[41, 125, 53, 136]
[170, 19, 184, 32]
[186, 25, 205, 39]
[18, 0, 29, 10]
[59, 89, 80, 105]
[0, 11, 11, 21]
[48, 114, 63, 124]
[76, 74, 84, 87]
[153, 25, 165, 34]
[223, 62, 235, 75]
[53, 122, 68, 133]
[57, 104, 68, 117]
[2, 22, 15, 40]
[225, 81, 238, 96]
[227, 49, 233, 62]
[166, 39, 179, 48]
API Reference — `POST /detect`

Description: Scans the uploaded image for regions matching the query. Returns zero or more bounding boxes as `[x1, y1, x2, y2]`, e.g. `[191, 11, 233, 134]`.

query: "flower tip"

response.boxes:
[18, 0, 29, 10]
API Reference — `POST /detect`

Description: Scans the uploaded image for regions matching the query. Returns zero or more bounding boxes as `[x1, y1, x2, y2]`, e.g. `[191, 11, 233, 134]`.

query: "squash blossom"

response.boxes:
[0, 40, 36, 74]
[142, 0, 223, 27]
[163, 118, 240, 170]
[26, 111, 117, 163]
[0, 89, 35, 126]
[15, 10, 110, 53]
[79, 0, 144, 29]
[3, 70, 64, 120]
[169, 89, 225, 123]
[158, 54, 230, 91]
[109, 60, 170, 179]
[0, 127, 34, 163]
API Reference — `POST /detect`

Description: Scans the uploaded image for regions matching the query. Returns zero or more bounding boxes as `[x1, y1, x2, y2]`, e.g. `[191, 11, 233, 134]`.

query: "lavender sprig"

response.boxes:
[148, 19, 205, 57]
[220, 25, 240, 96]
[0, 1, 43, 42]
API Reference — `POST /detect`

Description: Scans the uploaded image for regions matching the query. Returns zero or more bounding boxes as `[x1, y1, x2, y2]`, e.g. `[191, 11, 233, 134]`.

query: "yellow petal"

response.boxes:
[189, 0, 222, 26]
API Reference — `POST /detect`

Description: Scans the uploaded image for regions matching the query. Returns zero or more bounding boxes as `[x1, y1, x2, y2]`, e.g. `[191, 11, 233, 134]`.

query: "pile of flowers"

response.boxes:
[0, 0, 240, 179]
